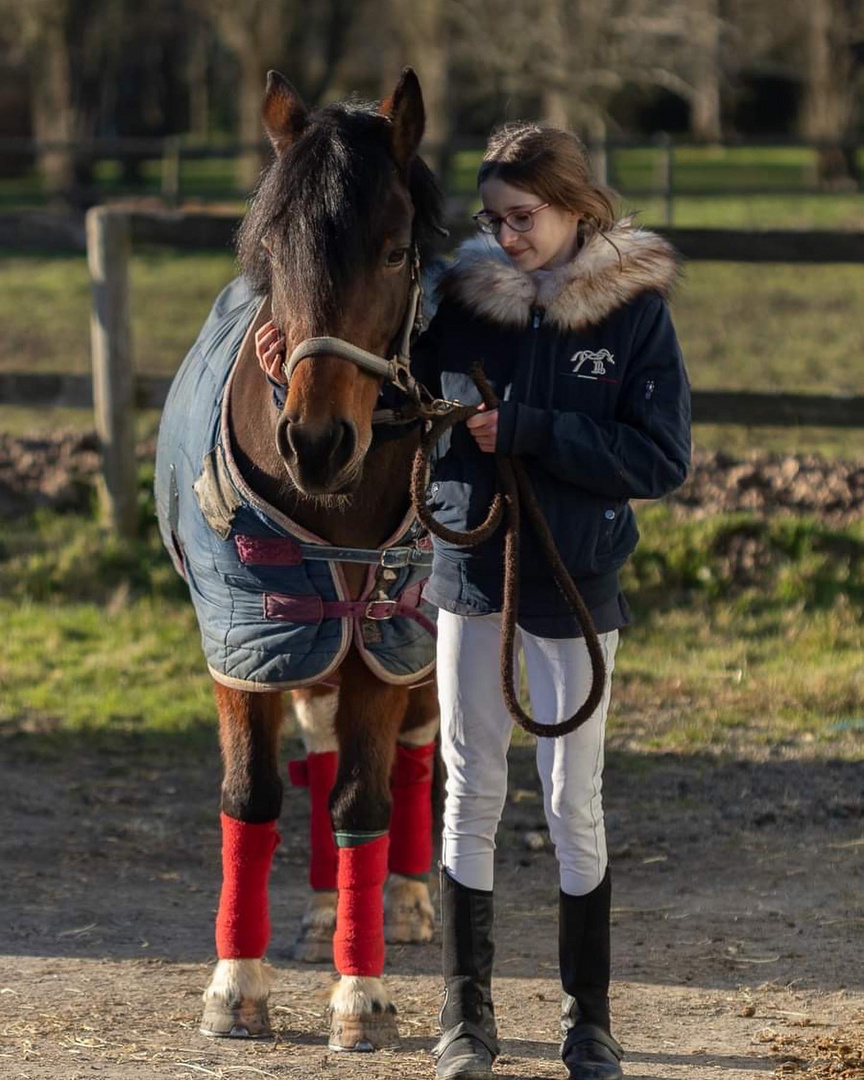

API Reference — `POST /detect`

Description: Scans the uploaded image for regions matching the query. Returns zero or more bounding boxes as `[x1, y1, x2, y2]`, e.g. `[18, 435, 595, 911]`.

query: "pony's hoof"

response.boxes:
[328, 975, 400, 1051]
[293, 937, 333, 963]
[384, 874, 435, 944]
[199, 997, 273, 1039]
[328, 1005, 400, 1051]
[294, 890, 337, 963]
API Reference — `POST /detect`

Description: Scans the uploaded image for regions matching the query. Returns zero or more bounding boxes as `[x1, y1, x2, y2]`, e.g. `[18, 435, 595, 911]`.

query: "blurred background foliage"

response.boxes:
[0, 0, 862, 205]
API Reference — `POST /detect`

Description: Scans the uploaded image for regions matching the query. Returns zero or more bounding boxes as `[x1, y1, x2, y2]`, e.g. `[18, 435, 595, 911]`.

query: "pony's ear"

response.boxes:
[262, 70, 308, 155]
[379, 67, 425, 171]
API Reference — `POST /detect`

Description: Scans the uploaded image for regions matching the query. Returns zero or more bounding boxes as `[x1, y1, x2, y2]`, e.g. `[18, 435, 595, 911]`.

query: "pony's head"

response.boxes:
[237, 69, 444, 497]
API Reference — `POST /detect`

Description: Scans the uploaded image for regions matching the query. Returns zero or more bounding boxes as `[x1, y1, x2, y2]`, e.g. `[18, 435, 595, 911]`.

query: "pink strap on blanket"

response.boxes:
[264, 593, 437, 638]
[235, 534, 304, 566]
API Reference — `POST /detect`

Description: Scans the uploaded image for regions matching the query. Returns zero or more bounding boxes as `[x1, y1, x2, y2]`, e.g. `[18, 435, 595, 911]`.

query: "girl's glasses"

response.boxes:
[472, 203, 550, 236]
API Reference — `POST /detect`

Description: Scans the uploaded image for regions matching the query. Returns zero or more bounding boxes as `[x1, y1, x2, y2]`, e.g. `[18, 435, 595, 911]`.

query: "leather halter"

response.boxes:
[281, 247, 431, 421]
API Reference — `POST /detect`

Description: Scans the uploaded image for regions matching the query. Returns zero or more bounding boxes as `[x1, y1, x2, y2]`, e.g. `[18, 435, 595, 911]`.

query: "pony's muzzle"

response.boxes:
[276, 414, 358, 493]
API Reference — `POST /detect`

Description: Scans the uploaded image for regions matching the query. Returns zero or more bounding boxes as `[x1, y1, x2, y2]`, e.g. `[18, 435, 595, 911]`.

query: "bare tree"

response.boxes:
[196, 0, 364, 191]
[381, 0, 452, 175]
[688, 0, 723, 141]
[798, 0, 862, 185]
[733, 0, 863, 183]
[0, 0, 188, 199]
[0, 0, 84, 193]
[448, 0, 729, 142]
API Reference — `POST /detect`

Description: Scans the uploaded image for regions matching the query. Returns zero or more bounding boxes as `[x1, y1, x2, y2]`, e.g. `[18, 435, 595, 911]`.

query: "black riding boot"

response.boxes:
[559, 869, 624, 1080]
[433, 868, 499, 1080]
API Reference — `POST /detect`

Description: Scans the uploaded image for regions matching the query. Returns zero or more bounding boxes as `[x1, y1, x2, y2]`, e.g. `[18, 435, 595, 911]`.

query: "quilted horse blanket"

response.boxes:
[154, 276, 436, 691]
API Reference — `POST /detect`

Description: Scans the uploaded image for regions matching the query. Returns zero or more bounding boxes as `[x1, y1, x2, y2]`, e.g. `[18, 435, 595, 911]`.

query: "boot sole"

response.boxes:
[437, 1068, 495, 1080]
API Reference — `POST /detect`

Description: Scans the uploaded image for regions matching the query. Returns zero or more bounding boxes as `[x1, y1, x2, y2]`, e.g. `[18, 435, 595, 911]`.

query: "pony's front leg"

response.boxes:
[200, 684, 284, 1039]
[327, 654, 407, 1052]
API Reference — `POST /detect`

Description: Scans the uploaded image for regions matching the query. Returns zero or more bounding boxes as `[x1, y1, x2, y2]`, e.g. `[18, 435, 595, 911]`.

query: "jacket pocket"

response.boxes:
[594, 501, 623, 568]
[594, 501, 637, 573]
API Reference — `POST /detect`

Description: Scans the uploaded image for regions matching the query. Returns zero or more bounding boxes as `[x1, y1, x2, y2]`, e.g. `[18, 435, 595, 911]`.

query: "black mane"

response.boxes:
[237, 101, 445, 328]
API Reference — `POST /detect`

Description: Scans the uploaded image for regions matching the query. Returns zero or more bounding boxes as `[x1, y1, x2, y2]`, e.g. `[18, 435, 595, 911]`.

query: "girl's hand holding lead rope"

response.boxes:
[466, 402, 499, 453]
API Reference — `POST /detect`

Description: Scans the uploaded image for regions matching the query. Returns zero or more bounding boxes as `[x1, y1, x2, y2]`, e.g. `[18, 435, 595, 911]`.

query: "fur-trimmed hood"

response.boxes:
[438, 219, 681, 332]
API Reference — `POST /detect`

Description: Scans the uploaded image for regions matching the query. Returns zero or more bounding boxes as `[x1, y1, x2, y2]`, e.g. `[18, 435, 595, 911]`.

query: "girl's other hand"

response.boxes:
[466, 402, 498, 453]
[255, 321, 286, 383]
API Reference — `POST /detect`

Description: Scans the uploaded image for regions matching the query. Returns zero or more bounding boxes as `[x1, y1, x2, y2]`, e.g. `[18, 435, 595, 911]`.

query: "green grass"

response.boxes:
[609, 594, 863, 756]
[452, 146, 864, 229]
[4, 142, 864, 223]
[1, 491, 861, 758]
[615, 507, 864, 757]
[0, 249, 237, 376]
[2, 242, 863, 454]
[622, 195, 864, 230]
[0, 154, 255, 209]
[0, 597, 213, 735]
[0, 478, 213, 736]
[2, 173, 861, 762]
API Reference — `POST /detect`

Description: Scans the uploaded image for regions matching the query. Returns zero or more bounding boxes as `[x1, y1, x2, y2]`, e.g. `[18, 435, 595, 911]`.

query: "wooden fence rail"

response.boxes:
[1, 206, 862, 536]
[4, 374, 864, 430]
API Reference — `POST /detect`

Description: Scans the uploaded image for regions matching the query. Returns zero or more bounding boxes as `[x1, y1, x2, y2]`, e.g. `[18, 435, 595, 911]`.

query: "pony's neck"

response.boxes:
[228, 347, 418, 551]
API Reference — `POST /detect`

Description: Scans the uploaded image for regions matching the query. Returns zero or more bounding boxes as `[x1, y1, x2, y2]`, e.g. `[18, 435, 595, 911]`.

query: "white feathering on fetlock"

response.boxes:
[294, 890, 337, 962]
[329, 975, 395, 1018]
[384, 873, 435, 943]
[203, 958, 275, 1007]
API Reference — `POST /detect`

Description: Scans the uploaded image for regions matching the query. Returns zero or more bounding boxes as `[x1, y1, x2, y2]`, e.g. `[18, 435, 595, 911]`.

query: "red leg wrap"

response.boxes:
[289, 752, 338, 891]
[389, 740, 435, 877]
[215, 814, 280, 959]
[332, 835, 389, 976]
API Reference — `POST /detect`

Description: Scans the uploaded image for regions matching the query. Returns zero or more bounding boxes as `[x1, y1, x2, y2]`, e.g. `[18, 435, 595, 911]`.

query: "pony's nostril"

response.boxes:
[335, 420, 355, 466]
[275, 415, 295, 463]
[276, 418, 358, 490]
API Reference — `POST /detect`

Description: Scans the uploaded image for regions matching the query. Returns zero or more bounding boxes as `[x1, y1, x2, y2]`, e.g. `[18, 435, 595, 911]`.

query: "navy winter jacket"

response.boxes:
[412, 221, 692, 636]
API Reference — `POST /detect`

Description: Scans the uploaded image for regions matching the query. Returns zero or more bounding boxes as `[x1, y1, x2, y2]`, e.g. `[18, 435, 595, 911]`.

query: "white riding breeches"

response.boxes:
[437, 610, 618, 897]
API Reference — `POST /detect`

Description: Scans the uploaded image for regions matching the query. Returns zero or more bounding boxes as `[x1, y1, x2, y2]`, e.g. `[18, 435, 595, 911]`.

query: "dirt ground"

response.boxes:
[0, 730, 861, 1080]
[2, 434, 862, 525]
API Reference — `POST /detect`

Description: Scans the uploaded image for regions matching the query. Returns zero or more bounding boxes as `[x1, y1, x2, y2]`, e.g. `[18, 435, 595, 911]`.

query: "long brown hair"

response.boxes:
[477, 123, 616, 233]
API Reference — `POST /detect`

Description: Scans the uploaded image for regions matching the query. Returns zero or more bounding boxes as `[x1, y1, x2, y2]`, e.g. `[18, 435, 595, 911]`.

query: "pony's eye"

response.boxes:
[385, 247, 408, 268]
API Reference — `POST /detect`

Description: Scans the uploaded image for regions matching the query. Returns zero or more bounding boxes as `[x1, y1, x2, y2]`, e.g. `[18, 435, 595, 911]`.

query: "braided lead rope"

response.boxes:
[410, 364, 606, 739]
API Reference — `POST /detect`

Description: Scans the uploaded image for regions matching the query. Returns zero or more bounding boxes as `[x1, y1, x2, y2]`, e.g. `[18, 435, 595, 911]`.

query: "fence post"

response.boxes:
[656, 133, 675, 225]
[86, 207, 138, 539]
[161, 135, 181, 206]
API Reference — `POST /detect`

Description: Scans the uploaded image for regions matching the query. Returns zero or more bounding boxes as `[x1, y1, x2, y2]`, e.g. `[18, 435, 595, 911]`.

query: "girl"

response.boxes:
[256, 122, 690, 1079]
[414, 124, 691, 1080]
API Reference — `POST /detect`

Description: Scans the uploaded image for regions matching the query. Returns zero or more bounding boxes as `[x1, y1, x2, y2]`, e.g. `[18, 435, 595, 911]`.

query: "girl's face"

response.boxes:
[478, 177, 581, 272]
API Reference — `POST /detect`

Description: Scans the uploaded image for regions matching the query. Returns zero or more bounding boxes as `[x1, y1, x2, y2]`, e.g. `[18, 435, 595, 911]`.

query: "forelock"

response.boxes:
[237, 105, 398, 328]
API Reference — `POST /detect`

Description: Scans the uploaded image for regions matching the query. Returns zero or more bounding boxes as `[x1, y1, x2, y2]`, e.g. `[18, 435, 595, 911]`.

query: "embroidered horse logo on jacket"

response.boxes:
[568, 348, 616, 379]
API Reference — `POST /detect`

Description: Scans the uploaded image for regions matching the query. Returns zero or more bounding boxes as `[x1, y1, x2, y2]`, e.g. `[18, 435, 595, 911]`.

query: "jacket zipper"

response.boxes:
[524, 305, 545, 405]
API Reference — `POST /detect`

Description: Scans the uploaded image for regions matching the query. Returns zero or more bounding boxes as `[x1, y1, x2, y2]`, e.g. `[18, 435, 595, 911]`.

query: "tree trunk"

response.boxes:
[689, 0, 722, 141]
[384, 0, 451, 181]
[799, 0, 857, 187]
[540, 0, 570, 128]
[207, 2, 281, 194]
[237, 43, 268, 194]
[31, 17, 76, 195]
[188, 27, 211, 139]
